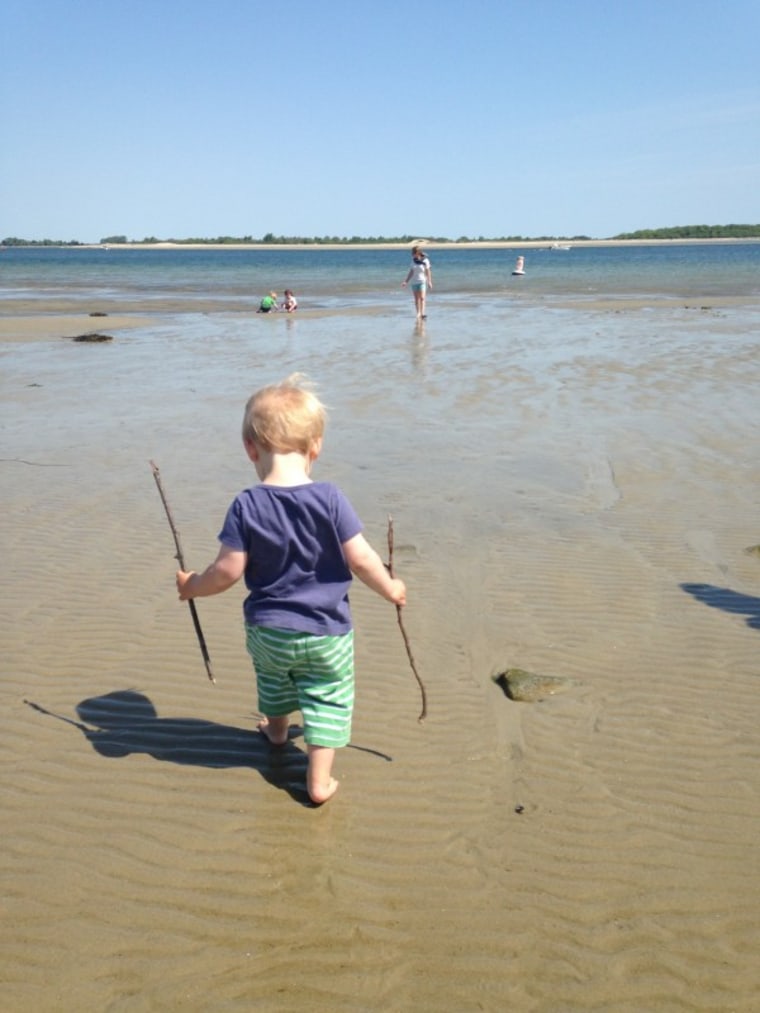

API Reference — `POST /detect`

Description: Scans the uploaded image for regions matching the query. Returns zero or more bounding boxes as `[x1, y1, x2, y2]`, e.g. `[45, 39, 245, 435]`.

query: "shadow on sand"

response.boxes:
[25, 689, 392, 806]
[680, 583, 760, 631]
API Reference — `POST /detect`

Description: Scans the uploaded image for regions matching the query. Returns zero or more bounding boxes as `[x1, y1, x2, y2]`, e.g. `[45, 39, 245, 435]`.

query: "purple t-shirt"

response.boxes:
[218, 481, 363, 635]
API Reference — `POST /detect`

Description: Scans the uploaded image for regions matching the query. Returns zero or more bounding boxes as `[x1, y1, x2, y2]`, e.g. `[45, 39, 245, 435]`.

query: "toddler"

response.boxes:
[281, 289, 298, 312]
[176, 375, 406, 804]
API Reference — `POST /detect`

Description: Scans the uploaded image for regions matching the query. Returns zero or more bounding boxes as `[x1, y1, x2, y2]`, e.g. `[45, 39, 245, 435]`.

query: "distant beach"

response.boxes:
[48, 236, 760, 251]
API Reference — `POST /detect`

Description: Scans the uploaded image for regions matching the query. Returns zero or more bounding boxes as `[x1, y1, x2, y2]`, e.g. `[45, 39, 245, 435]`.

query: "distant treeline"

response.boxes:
[1, 232, 583, 246]
[2, 225, 759, 247]
[612, 224, 760, 240]
[2, 237, 90, 247]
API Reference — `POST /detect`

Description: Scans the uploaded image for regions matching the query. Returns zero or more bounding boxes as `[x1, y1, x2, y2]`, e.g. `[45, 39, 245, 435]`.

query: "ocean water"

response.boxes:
[1, 241, 759, 313]
[2, 240, 759, 491]
[2, 240, 758, 540]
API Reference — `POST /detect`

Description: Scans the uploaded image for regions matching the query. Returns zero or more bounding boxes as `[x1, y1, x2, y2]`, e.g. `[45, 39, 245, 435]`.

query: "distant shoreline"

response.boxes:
[6, 237, 759, 252]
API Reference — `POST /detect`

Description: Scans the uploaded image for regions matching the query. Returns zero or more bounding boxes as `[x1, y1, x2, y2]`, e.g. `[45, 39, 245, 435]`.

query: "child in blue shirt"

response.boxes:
[176, 375, 406, 804]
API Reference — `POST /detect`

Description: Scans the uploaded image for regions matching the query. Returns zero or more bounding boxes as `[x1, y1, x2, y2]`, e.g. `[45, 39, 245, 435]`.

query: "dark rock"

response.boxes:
[493, 667, 575, 703]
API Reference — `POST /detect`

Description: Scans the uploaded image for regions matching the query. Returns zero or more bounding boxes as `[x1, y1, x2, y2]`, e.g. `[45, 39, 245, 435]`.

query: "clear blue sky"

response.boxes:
[2, 0, 758, 242]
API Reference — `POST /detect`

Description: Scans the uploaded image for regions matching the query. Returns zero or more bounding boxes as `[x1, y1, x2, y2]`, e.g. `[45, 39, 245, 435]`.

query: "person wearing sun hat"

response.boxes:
[401, 245, 433, 319]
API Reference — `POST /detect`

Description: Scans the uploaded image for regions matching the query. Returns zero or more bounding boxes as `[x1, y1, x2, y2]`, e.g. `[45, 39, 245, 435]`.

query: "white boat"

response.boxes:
[551, 243, 572, 251]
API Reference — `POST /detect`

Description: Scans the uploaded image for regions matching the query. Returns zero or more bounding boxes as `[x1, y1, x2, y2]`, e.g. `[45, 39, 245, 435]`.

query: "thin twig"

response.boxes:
[387, 515, 427, 722]
[150, 460, 215, 684]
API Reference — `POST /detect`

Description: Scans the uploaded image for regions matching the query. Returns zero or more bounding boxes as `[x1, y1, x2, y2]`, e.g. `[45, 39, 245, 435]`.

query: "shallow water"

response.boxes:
[2, 241, 760, 313]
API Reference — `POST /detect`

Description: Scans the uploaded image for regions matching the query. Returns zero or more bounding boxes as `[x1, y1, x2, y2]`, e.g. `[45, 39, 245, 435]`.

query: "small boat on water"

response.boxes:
[551, 243, 572, 251]
[511, 255, 525, 276]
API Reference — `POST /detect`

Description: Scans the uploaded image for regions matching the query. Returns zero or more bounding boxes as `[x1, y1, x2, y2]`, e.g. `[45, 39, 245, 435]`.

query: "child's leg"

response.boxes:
[306, 745, 339, 804]
[257, 714, 289, 745]
[295, 631, 354, 803]
[246, 625, 300, 745]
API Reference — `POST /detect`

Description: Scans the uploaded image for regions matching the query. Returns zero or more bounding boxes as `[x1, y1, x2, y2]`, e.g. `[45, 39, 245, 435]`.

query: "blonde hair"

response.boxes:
[242, 373, 326, 454]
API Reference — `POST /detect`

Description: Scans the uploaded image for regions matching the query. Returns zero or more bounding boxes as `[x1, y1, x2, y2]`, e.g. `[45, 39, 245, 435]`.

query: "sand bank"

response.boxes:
[63, 237, 760, 251]
[0, 314, 156, 343]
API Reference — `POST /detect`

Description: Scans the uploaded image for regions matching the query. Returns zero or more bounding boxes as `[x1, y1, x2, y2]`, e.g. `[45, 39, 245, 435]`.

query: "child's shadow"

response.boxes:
[26, 690, 313, 804]
[681, 583, 760, 631]
[25, 689, 392, 806]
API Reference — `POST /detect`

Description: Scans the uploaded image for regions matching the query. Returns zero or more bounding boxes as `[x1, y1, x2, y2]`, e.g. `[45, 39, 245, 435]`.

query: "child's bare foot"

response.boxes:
[308, 776, 339, 805]
[257, 717, 288, 746]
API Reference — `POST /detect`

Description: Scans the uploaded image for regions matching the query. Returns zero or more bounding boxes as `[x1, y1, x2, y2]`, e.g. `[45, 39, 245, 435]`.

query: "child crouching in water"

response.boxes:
[176, 375, 406, 804]
[281, 289, 298, 312]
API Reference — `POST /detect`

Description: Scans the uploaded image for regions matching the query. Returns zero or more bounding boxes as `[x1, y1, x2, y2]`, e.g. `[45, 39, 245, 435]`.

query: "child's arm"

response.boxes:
[177, 544, 246, 600]
[342, 532, 406, 606]
[401, 268, 413, 287]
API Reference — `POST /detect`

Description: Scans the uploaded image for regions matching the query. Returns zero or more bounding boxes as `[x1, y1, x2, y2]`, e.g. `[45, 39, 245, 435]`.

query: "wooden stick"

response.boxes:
[150, 461, 215, 684]
[387, 515, 427, 722]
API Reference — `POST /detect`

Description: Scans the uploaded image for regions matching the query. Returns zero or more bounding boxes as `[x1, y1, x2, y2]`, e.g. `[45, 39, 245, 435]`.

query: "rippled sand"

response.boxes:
[2, 300, 759, 1010]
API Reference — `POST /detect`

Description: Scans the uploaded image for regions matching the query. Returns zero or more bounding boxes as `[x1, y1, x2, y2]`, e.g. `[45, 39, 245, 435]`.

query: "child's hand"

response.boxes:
[389, 578, 407, 607]
[176, 569, 196, 600]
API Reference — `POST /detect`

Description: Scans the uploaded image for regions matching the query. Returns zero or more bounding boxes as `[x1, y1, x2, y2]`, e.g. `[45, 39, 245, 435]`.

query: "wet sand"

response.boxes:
[0, 314, 155, 342]
[2, 299, 759, 1010]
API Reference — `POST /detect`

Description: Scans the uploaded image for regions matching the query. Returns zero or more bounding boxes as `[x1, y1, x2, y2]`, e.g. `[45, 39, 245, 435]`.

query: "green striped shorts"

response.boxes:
[245, 624, 355, 748]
